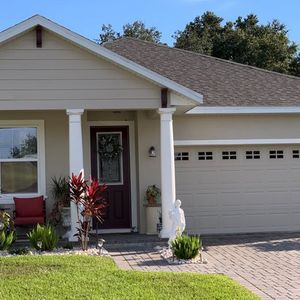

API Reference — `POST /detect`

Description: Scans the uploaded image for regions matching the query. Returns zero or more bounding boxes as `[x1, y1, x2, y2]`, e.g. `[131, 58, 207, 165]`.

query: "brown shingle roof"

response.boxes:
[103, 37, 300, 106]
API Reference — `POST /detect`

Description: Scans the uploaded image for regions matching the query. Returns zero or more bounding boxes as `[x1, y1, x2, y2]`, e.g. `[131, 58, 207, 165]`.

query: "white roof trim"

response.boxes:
[187, 106, 300, 114]
[174, 139, 300, 146]
[0, 15, 203, 105]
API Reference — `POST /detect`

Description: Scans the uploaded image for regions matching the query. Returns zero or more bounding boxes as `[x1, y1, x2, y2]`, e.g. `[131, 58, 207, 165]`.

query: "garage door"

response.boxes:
[175, 145, 300, 234]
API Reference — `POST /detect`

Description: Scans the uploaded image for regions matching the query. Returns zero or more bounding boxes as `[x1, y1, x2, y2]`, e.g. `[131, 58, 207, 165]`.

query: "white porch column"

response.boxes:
[158, 107, 176, 238]
[66, 109, 84, 241]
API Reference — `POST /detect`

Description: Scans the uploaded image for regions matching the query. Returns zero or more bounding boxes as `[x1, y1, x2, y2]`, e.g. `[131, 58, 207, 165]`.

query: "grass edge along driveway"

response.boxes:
[0, 255, 259, 300]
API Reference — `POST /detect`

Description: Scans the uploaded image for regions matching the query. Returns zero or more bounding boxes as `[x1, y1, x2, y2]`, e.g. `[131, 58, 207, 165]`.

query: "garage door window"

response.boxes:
[269, 150, 284, 159]
[246, 151, 260, 159]
[198, 152, 213, 160]
[222, 151, 236, 160]
[175, 152, 189, 161]
[293, 150, 300, 158]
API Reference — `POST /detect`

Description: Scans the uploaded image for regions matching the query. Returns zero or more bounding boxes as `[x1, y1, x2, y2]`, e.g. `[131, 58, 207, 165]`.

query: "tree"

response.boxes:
[98, 21, 161, 44]
[98, 24, 120, 44]
[289, 53, 300, 76]
[174, 11, 223, 55]
[174, 12, 298, 75]
[10, 134, 37, 158]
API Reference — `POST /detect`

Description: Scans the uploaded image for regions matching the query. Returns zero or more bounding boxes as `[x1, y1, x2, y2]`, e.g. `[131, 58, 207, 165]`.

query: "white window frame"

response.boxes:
[0, 120, 45, 204]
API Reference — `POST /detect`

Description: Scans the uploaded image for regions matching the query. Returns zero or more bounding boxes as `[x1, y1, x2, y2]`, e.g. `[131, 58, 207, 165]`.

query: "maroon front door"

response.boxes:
[90, 126, 131, 229]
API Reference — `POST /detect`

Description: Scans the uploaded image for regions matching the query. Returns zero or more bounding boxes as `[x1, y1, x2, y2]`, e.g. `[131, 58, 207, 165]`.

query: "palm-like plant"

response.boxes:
[69, 171, 107, 250]
[0, 211, 15, 250]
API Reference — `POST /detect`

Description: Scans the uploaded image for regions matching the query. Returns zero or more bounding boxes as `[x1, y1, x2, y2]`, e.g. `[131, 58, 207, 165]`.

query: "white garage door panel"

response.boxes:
[175, 145, 300, 234]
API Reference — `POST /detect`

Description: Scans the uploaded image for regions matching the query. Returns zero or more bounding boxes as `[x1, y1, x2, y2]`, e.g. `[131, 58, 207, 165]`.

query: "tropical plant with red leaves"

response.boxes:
[69, 171, 107, 250]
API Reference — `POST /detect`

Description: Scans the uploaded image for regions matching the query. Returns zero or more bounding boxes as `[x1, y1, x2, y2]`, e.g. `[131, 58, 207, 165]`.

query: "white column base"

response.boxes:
[159, 228, 171, 239]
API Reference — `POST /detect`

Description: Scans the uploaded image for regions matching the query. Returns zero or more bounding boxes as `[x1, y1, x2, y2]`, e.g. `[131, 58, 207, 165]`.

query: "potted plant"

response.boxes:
[145, 185, 161, 235]
[146, 185, 161, 206]
[49, 176, 71, 228]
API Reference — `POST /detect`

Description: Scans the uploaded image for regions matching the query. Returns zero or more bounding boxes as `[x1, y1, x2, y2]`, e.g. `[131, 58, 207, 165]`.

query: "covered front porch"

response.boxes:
[0, 106, 182, 241]
[66, 106, 178, 241]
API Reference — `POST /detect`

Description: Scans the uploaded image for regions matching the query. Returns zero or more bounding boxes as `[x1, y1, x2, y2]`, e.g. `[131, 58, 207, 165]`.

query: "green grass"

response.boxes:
[0, 255, 259, 300]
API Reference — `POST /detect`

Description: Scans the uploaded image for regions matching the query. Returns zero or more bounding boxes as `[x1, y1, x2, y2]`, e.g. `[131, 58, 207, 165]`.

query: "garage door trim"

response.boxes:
[175, 138, 300, 146]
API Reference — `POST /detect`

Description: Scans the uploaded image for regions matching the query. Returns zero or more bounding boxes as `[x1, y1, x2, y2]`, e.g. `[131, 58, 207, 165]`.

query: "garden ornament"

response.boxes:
[168, 199, 186, 247]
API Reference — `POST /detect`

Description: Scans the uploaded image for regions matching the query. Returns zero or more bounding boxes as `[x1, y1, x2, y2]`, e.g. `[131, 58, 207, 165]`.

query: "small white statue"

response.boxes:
[168, 199, 186, 247]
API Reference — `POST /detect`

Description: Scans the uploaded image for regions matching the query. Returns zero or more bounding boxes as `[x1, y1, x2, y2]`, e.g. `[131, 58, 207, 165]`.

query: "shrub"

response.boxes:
[0, 231, 15, 250]
[0, 211, 15, 250]
[9, 247, 30, 255]
[171, 234, 201, 260]
[69, 172, 107, 251]
[27, 224, 59, 251]
[62, 242, 73, 250]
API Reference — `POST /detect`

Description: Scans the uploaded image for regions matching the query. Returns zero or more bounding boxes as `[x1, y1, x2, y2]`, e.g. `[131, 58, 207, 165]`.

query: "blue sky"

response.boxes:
[0, 0, 299, 46]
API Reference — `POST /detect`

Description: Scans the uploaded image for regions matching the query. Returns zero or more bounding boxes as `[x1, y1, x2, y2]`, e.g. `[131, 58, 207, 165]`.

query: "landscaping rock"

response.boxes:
[160, 247, 207, 265]
[0, 247, 109, 257]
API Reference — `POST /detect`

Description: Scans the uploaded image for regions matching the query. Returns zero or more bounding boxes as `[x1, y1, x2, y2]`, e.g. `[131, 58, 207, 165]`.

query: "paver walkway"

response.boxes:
[109, 233, 300, 300]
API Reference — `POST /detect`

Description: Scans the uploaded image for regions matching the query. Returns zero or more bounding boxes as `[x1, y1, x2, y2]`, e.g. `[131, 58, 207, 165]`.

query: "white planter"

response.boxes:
[61, 207, 71, 227]
[145, 205, 161, 235]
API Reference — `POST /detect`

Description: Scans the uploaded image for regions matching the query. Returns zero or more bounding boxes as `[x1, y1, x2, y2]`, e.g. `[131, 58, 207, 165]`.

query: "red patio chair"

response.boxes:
[13, 196, 45, 226]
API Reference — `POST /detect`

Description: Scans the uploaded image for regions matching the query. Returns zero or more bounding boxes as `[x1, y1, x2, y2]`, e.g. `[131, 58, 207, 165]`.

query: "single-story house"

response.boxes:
[1, 15, 300, 240]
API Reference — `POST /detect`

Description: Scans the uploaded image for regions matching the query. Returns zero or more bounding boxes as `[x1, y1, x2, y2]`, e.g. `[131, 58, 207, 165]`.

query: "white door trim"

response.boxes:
[87, 121, 138, 232]
[175, 138, 300, 146]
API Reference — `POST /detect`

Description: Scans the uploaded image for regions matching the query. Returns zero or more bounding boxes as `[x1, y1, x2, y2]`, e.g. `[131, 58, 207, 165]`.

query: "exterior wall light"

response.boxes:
[148, 146, 156, 158]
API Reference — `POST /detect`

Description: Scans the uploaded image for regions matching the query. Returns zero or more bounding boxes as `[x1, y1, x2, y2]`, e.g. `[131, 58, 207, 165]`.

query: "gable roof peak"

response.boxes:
[0, 15, 203, 105]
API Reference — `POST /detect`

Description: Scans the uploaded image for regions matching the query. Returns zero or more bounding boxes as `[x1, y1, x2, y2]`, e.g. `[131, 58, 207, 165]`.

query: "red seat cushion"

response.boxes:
[14, 196, 44, 218]
[14, 216, 44, 226]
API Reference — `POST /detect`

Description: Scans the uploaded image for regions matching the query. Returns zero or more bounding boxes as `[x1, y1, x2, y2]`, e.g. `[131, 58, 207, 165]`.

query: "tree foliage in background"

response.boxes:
[98, 21, 161, 44]
[289, 53, 300, 76]
[10, 134, 37, 159]
[174, 11, 300, 75]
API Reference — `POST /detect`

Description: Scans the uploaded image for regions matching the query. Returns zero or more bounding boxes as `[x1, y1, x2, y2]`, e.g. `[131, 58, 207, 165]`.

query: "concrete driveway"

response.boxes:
[110, 233, 300, 300]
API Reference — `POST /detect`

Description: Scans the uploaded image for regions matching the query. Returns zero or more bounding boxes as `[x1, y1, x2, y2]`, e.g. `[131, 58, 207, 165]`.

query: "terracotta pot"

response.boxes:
[146, 193, 156, 206]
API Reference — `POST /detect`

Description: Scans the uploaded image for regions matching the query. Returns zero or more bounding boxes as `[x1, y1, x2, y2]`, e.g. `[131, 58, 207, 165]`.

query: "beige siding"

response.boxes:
[0, 29, 160, 108]
[174, 115, 300, 140]
[136, 111, 161, 232]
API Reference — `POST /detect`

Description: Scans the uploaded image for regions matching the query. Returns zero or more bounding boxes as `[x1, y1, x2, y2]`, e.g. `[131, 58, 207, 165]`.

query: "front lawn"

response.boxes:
[0, 255, 259, 300]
